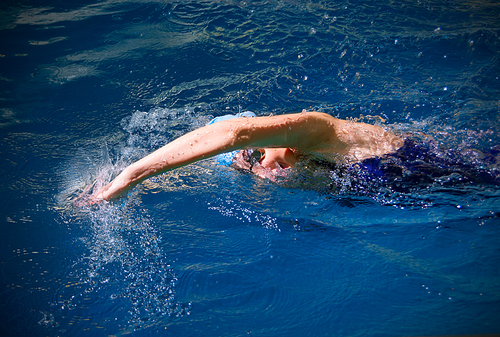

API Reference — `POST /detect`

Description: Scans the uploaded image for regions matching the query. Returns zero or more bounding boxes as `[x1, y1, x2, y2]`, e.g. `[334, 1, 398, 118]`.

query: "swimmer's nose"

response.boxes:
[260, 148, 297, 171]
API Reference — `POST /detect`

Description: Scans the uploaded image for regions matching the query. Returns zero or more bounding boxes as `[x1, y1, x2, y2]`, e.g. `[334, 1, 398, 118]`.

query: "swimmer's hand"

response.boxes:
[74, 194, 105, 207]
[92, 169, 137, 201]
[72, 179, 108, 207]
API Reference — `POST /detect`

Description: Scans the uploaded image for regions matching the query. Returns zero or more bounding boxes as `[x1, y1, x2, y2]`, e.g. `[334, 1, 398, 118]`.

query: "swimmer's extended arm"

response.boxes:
[95, 111, 402, 200]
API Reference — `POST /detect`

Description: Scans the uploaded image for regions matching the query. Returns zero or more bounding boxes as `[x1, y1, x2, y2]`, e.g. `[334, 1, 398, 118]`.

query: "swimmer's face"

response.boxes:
[232, 148, 297, 180]
[253, 148, 297, 177]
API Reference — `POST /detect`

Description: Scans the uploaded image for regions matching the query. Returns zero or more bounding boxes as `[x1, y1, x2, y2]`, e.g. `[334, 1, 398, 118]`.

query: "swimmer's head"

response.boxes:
[231, 148, 298, 179]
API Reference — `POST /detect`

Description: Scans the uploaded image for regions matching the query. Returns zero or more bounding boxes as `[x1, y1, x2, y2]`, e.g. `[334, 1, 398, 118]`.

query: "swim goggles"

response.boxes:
[246, 149, 263, 169]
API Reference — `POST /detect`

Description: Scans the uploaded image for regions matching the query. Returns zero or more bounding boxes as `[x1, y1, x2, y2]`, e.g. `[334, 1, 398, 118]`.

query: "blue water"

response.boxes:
[1, 1, 500, 336]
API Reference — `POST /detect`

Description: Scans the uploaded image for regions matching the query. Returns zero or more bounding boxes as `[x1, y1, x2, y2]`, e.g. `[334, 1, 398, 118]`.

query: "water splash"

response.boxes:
[120, 106, 212, 152]
[54, 193, 191, 334]
[54, 109, 207, 333]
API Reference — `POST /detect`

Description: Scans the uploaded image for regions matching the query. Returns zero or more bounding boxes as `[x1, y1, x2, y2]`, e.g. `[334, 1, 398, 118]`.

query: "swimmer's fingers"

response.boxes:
[72, 182, 107, 207]
[72, 193, 102, 207]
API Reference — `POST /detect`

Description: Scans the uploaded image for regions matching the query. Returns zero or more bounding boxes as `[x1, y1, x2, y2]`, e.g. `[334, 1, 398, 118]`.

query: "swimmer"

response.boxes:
[92, 111, 404, 201]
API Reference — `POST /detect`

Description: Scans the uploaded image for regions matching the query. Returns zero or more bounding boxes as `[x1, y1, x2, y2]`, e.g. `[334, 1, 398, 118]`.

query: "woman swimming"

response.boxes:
[92, 111, 403, 201]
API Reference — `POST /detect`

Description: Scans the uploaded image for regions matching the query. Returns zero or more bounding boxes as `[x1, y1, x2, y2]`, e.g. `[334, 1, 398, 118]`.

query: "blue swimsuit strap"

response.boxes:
[206, 111, 256, 166]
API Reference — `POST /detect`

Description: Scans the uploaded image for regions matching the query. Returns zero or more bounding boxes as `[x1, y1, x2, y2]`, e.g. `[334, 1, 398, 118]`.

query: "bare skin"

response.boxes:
[93, 111, 403, 201]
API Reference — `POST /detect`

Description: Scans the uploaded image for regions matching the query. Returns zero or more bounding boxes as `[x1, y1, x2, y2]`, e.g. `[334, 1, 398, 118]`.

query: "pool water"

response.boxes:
[1, 1, 500, 336]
